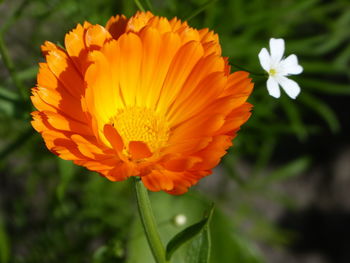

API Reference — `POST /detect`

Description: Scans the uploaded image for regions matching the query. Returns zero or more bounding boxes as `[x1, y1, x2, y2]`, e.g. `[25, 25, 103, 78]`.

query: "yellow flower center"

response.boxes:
[269, 68, 277, 76]
[112, 107, 170, 153]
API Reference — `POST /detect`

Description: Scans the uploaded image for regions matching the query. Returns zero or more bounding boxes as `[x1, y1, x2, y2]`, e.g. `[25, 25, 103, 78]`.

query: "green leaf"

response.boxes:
[166, 204, 214, 261]
[185, 227, 211, 263]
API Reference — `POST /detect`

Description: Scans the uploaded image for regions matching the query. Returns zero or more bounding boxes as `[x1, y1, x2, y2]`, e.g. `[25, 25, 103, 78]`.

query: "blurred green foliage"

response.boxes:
[0, 0, 349, 262]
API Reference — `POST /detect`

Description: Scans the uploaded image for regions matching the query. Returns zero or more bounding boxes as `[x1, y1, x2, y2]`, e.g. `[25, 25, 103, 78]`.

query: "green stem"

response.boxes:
[185, 0, 218, 21]
[230, 62, 266, 77]
[0, 35, 27, 100]
[133, 177, 170, 263]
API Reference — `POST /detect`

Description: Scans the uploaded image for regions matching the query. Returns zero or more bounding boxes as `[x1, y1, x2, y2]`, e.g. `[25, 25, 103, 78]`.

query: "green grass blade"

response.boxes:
[300, 92, 341, 133]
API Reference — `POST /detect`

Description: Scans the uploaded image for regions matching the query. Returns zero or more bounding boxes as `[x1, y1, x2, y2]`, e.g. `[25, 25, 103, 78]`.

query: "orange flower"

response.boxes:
[31, 11, 253, 195]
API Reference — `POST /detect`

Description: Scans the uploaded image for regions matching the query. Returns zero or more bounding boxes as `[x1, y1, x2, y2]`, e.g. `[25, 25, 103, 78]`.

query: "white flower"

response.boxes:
[258, 38, 303, 99]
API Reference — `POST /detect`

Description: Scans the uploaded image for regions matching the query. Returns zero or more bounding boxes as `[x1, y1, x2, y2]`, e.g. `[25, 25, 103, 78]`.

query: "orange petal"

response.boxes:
[105, 14, 128, 39]
[165, 171, 209, 195]
[45, 49, 84, 99]
[145, 31, 181, 109]
[64, 22, 91, 72]
[33, 111, 92, 136]
[126, 11, 154, 33]
[163, 156, 202, 172]
[117, 33, 143, 106]
[40, 130, 86, 160]
[192, 135, 232, 170]
[147, 16, 172, 34]
[169, 17, 188, 32]
[74, 159, 115, 171]
[223, 71, 253, 97]
[103, 124, 124, 152]
[85, 24, 112, 49]
[172, 54, 225, 103]
[141, 170, 174, 192]
[157, 41, 204, 112]
[170, 113, 226, 142]
[85, 50, 118, 123]
[129, 141, 152, 159]
[178, 27, 200, 43]
[65, 23, 87, 58]
[164, 137, 212, 156]
[217, 103, 252, 135]
[31, 90, 57, 113]
[98, 40, 124, 109]
[71, 134, 110, 159]
[37, 62, 58, 89]
[199, 29, 221, 56]
[41, 41, 64, 56]
[168, 72, 227, 125]
[138, 27, 161, 107]
[33, 86, 86, 123]
[104, 162, 137, 181]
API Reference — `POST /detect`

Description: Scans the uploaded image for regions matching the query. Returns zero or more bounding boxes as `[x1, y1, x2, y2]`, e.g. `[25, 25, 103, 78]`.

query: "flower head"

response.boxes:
[31, 11, 253, 195]
[258, 38, 303, 99]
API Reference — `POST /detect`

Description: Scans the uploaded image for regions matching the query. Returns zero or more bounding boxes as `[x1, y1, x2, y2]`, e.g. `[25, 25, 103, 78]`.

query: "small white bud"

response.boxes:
[173, 214, 187, 226]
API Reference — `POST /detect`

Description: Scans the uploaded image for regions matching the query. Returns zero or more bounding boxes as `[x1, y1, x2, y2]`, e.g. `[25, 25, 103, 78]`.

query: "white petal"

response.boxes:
[277, 76, 301, 99]
[266, 77, 281, 98]
[269, 38, 285, 63]
[258, 48, 271, 72]
[281, 54, 303, 75]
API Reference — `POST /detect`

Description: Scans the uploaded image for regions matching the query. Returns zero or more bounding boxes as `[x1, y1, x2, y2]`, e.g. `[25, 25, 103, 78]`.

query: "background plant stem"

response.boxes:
[0, 35, 27, 100]
[0, 0, 31, 101]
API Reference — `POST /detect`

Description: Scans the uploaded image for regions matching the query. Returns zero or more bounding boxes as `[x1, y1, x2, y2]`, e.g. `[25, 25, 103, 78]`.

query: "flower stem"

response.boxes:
[133, 177, 169, 263]
[230, 62, 266, 77]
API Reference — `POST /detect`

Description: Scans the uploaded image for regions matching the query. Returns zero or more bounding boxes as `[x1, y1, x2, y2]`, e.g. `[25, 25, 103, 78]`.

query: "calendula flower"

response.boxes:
[258, 38, 303, 99]
[31, 11, 253, 195]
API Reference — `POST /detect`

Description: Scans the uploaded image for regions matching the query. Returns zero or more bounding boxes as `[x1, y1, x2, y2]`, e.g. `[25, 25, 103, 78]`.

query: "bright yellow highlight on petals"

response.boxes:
[31, 11, 253, 195]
